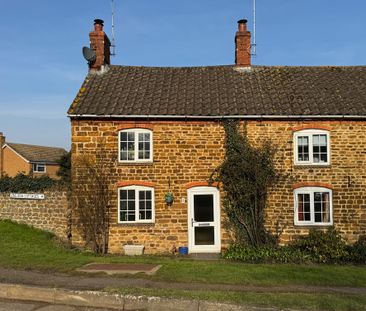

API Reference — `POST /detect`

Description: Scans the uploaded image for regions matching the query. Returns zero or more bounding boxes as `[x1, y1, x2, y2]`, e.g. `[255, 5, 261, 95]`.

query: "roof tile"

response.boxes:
[68, 65, 366, 117]
[7, 143, 67, 164]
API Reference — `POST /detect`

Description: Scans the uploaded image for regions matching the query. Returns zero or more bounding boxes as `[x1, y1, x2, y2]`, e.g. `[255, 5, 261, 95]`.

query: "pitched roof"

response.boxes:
[5, 143, 67, 164]
[68, 65, 366, 118]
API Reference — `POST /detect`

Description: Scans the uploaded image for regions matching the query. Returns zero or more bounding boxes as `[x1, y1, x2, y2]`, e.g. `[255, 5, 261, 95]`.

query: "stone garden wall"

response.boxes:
[0, 191, 69, 239]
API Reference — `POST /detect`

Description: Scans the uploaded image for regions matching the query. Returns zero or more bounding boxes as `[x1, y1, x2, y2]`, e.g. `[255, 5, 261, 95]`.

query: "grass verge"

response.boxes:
[0, 220, 365, 288]
[107, 287, 366, 311]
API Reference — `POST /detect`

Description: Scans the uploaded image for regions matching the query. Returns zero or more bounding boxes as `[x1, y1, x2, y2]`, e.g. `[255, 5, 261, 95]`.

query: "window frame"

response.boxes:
[118, 185, 155, 224]
[293, 129, 330, 166]
[294, 186, 333, 226]
[118, 129, 153, 163]
[32, 163, 46, 173]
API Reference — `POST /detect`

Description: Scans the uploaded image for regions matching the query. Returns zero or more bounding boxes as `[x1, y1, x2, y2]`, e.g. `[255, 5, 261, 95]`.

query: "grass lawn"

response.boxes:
[0, 220, 365, 311]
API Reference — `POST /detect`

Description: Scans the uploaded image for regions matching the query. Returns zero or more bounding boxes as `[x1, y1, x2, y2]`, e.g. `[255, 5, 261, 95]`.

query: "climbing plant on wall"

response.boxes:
[211, 120, 280, 247]
[72, 140, 112, 254]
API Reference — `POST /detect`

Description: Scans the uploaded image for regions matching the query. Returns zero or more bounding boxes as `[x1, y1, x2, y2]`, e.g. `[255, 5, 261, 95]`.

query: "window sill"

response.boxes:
[116, 222, 155, 227]
[293, 164, 331, 169]
[117, 161, 154, 166]
[294, 223, 333, 227]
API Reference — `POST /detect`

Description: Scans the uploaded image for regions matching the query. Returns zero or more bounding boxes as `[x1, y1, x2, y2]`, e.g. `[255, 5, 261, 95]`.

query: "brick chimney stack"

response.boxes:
[235, 19, 251, 67]
[0, 132, 5, 178]
[89, 19, 111, 71]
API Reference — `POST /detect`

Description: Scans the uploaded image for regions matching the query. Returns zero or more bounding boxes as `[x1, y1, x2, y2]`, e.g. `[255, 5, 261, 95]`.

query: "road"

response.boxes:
[0, 298, 145, 311]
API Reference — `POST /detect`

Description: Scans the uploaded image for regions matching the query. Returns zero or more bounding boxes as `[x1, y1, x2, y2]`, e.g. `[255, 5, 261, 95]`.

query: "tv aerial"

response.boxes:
[251, 0, 257, 57]
[82, 46, 96, 65]
[110, 0, 116, 56]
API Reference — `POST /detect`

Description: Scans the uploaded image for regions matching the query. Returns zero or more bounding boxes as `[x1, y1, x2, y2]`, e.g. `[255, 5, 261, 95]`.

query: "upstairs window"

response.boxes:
[294, 130, 330, 165]
[33, 163, 46, 173]
[119, 129, 152, 163]
[118, 186, 155, 223]
[294, 187, 333, 226]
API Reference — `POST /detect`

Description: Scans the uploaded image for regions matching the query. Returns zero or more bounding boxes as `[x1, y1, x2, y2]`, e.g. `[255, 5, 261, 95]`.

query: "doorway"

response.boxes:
[187, 187, 221, 253]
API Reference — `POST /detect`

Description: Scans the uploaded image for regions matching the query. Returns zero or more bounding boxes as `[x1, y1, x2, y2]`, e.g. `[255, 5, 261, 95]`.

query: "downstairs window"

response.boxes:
[294, 187, 333, 226]
[118, 186, 155, 223]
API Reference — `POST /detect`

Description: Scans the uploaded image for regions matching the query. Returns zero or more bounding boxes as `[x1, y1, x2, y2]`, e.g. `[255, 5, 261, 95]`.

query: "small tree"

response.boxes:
[73, 141, 112, 253]
[57, 151, 71, 185]
[211, 120, 280, 247]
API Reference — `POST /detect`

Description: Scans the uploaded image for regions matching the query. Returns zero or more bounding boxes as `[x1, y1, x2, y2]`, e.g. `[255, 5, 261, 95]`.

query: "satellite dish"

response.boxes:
[82, 46, 96, 64]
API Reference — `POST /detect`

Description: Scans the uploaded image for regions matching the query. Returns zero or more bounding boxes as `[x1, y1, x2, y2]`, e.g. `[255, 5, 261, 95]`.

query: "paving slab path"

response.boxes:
[0, 267, 365, 295]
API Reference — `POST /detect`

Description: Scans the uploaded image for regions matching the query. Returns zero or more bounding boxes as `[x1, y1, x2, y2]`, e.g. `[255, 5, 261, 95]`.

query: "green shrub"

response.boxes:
[223, 228, 366, 264]
[56, 151, 71, 185]
[0, 173, 63, 193]
[223, 245, 309, 263]
[346, 236, 366, 264]
[289, 228, 348, 263]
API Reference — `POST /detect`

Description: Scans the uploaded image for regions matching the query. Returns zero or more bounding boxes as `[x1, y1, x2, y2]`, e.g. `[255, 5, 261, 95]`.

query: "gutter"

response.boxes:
[67, 114, 366, 120]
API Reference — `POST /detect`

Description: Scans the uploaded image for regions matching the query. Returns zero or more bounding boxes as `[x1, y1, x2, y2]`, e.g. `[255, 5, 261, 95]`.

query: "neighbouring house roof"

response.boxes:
[5, 143, 67, 164]
[68, 65, 366, 118]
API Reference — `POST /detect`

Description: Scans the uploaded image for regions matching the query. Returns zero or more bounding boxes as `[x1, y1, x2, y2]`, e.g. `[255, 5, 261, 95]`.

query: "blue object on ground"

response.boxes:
[178, 247, 188, 255]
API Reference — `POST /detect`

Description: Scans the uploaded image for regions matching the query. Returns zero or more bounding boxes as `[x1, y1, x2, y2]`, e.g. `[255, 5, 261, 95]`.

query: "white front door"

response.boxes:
[188, 187, 221, 253]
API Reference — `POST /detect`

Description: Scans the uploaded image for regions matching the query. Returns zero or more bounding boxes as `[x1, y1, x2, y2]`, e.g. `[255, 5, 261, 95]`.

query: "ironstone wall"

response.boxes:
[0, 191, 70, 239]
[71, 119, 366, 254]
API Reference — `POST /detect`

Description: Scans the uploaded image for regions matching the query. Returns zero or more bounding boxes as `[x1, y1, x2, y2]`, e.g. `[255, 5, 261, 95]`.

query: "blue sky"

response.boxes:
[0, 0, 365, 149]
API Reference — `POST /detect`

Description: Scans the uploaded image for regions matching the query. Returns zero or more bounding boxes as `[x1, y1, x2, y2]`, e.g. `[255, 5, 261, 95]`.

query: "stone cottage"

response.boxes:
[68, 19, 366, 254]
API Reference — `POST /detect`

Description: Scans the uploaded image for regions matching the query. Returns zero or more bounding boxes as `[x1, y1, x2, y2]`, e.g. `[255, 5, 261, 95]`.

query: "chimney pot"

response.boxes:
[237, 19, 248, 32]
[94, 19, 104, 32]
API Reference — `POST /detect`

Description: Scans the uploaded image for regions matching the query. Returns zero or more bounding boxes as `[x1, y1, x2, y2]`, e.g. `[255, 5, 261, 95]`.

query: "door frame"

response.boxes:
[187, 186, 221, 253]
